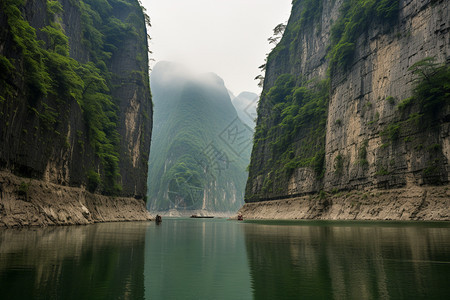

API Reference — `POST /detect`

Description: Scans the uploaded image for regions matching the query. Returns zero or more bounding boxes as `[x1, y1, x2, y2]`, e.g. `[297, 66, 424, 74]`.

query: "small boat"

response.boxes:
[155, 215, 162, 223]
[190, 215, 214, 219]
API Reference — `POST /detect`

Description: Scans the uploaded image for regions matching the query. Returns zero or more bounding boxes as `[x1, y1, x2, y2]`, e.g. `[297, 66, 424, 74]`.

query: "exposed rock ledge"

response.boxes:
[238, 186, 450, 221]
[0, 171, 151, 227]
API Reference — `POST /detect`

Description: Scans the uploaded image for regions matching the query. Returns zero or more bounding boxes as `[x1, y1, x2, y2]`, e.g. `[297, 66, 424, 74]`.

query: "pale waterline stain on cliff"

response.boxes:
[0, 171, 151, 227]
[238, 186, 449, 221]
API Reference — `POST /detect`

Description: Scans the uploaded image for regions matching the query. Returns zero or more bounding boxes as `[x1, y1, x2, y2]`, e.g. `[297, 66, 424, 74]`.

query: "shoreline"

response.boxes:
[0, 171, 151, 228]
[237, 186, 449, 221]
[150, 209, 235, 219]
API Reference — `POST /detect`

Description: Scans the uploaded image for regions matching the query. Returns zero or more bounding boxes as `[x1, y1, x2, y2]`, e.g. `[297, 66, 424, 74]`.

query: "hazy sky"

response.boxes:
[141, 0, 292, 95]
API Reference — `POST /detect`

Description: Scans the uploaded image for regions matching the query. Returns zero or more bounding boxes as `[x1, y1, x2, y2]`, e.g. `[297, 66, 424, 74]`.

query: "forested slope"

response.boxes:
[148, 62, 251, 213]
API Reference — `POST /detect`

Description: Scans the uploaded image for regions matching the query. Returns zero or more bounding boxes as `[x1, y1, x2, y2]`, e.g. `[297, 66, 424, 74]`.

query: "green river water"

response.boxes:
[0, 218, 449, 299]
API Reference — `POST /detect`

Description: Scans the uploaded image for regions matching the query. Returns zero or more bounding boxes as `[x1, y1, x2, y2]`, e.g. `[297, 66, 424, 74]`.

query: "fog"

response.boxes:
[141, 0, 292, 94]
[151, 61, 228, 91]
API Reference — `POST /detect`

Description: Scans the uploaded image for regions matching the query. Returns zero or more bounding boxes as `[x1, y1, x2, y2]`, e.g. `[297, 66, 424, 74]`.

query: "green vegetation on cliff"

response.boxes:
[328, 0, 399, 71]
[377, 58, 450, 183]
[148, 62, 252, 212]
[407, 58, 450, 117]
[247, 0, 449, 203]
[251, 75, 328, 197]
[1, 0, 52, 97]
[382, 58, 450, 136]
[0, 0, 150, 195]
[268, 0, 399, 70]
[246, 0, 402, 201]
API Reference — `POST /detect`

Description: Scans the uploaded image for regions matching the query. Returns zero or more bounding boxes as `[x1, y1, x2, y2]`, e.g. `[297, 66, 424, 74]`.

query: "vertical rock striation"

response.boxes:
[244, 0, 449, 220]
[0, 0, 152, 225]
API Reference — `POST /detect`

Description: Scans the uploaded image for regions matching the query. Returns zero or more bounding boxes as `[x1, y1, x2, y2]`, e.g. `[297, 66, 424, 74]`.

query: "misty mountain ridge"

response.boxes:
[231, 92, 259, 129]
[147, 61, 252, 213]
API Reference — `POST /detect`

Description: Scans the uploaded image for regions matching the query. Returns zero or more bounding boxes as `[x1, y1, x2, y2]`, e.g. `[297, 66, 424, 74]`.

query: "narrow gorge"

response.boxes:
[241, 0, 450, 220]
[147, 62, 252, 215]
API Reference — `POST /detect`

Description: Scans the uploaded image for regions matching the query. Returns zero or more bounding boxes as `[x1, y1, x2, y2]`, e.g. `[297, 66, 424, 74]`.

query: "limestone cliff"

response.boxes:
[0, 0, 152, 225]
[243, 0, 449, 220]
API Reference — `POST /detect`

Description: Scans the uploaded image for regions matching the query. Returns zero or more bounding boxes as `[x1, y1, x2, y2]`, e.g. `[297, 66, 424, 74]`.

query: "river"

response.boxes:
[0, 219, 449, 299]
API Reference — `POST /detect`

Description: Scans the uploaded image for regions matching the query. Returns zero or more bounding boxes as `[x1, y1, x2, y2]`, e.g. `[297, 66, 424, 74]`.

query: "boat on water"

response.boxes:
[190, 215, 214, 219]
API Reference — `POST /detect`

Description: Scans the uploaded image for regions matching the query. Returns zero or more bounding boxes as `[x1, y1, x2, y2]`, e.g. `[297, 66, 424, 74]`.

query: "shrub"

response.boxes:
[397, 97, 414, 111]
[87, 170, 101, 193]
[382, 124, 401, 141]
[358, 140, 369, 167]
[386, 96, 396, 105]
[17, 181, 30, 199]
[409, 58, 450, 117]
[319, 190, 326, 200]
[334, 154, 344, 175]
[376, 166, 389, 176]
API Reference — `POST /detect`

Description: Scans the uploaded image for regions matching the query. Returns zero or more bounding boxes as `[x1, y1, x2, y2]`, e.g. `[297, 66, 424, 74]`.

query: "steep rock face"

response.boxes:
[0, 170, 151, 227]
[245, 0, 449, 219]
[324, 0, 449, 192]
[148, 62, 251, 213]
[0, 0, 152, 199]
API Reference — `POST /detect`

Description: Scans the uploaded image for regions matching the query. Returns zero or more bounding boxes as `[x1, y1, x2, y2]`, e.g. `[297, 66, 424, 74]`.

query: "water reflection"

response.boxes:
[243, 221, 450, 299]
[1, 220, 449, 299]
[144, 218, 252, 299]
[0, 222, 149, 299]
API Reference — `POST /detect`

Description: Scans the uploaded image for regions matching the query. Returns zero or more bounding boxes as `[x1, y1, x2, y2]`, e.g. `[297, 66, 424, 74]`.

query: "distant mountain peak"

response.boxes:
[199, 72, 226, 87]
[231, 92, 258, 129]
[148, 61, 251, 213]
[237, 91, 258, 101]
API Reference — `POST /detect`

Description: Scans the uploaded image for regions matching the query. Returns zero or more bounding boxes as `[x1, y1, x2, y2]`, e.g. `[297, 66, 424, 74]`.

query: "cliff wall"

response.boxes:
[244, 0, 449, 220]
[0, 0, 152, 197]
[0, 0, 152, 225]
